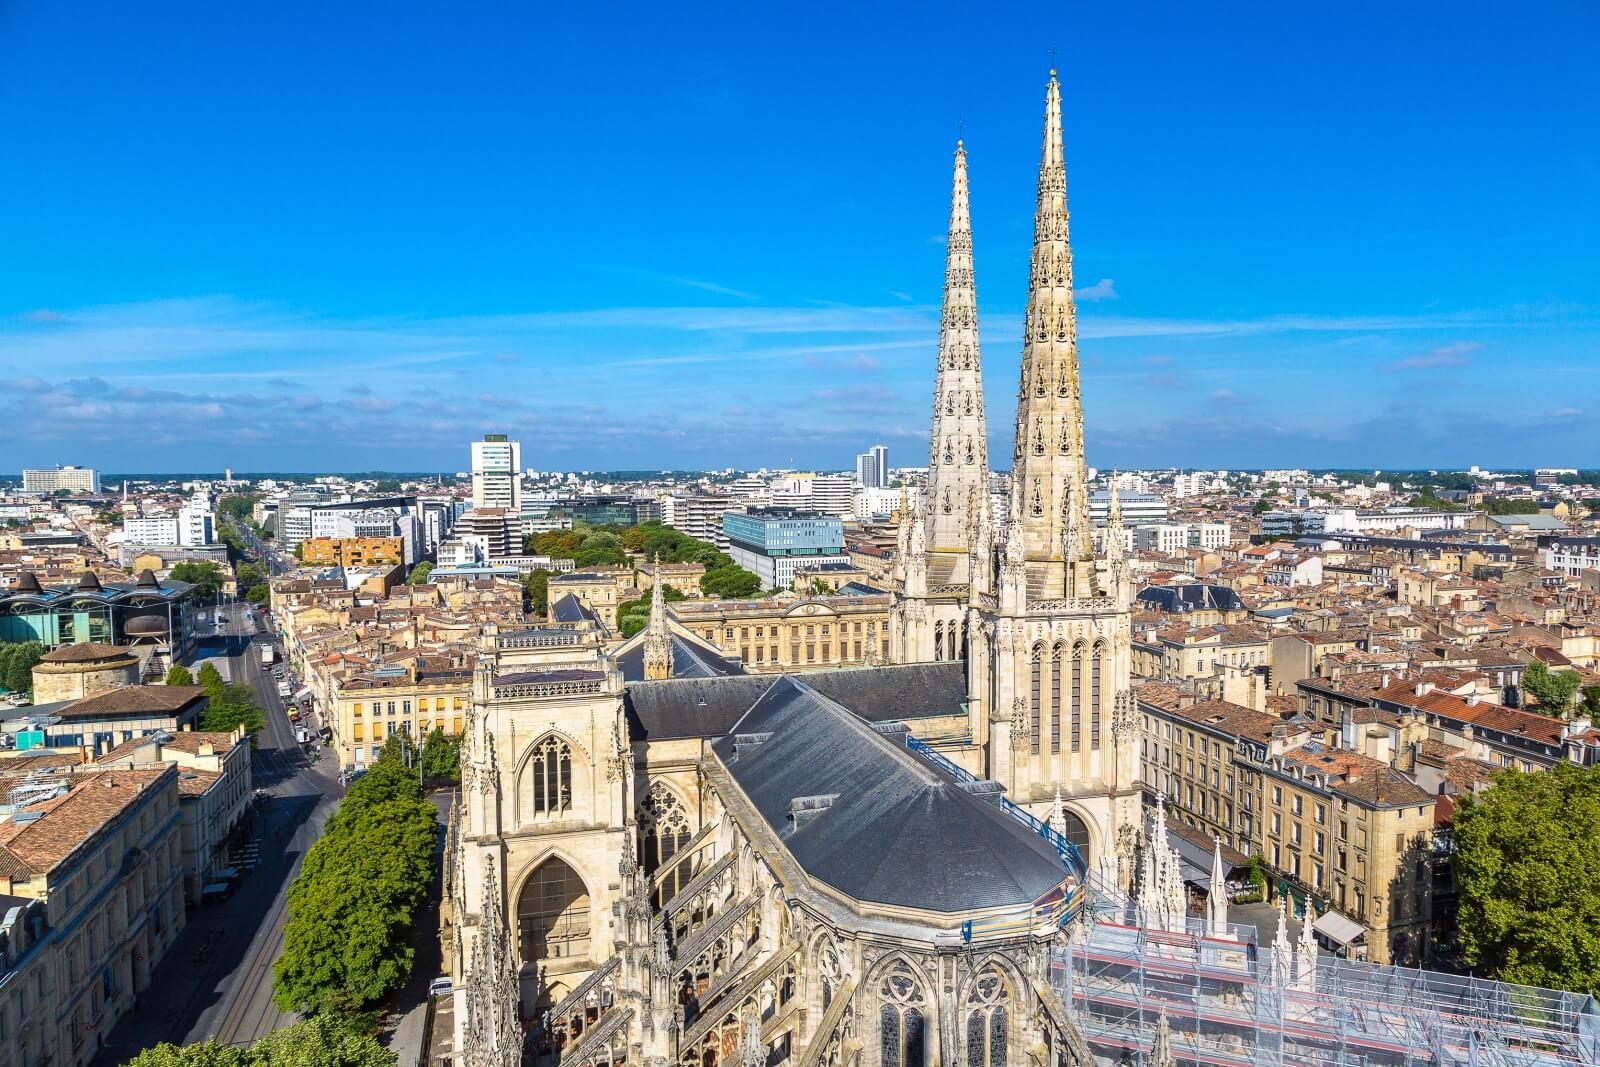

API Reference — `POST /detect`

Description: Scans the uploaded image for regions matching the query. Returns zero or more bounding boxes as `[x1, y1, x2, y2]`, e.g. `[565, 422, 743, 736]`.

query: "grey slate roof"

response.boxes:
[614, 632, 745, 683]
[711, 676, 1067, 913]
[623, 661, 967, 741]
[1137, 584, 1245, 614]
[549, 593, 598, 625]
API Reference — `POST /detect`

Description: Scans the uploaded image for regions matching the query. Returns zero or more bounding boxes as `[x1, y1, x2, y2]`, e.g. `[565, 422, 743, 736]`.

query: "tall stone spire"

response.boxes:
[643, 555, 672, 680]
[1007, 69, 1091, 600]
[921, 139, 992, 587]
[1206, 836, 1229, 936]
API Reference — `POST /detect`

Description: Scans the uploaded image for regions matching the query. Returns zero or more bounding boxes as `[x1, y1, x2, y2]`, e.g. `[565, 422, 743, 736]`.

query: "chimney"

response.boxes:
[1366, 727, 1393, 765]
[78, 744, 89, 763]
[1466, 693, 1479, 707]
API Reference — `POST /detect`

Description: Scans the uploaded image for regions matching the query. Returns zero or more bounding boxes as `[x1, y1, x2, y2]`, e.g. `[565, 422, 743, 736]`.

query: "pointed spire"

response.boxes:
[1150, 1010, 1177, 1067]
[1207, 836, 1229, 936]
[918, 139, 992, 588]
[643, 553, 672, 680]
[1007, 69, 1090, 600]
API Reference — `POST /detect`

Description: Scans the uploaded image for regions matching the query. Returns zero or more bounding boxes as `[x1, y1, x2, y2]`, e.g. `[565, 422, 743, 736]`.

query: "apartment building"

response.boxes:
[0, 766, 186, 1067]
[1131, 623, 1270, 684]
[548, 569, 635, 629]
[299, 535, 405, 568]
[21, 466, 101, 495]
[634, 561, 705, 597]
[334, 667, 474, 767]
[1139, 688, 1437, 966]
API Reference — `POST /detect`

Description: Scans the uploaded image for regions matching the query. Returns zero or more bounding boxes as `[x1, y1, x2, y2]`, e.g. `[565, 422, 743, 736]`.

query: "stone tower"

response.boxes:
[966, 71, 1141, 882]
[893, 140, 995, 665]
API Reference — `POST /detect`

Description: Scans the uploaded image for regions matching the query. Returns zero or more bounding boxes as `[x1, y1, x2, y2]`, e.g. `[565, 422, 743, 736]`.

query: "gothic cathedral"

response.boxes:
[891, 72, 1141, 886]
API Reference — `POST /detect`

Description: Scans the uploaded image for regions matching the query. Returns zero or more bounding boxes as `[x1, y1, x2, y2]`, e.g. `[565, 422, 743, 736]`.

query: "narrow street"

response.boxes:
[93, 610, 345, 1063]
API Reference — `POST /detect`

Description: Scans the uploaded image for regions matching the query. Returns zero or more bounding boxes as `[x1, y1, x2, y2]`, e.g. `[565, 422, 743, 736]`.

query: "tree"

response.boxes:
[169, 561, 226, 599]
[616, 584, 684, 638]
[701, 564, 760, 599]
[405, 561, 435, 585]
[1483, 498, 1540, 515]
[1582, 684, 1600, 718]
[1523, 659, 1582, 716]
[420, 728, 460, 783]
[165, 664, 195, 686]
[1455, 763, 1600, 994]
[246, 583, 272, 605]
[274, 763, 437, 1015]
[2, 642, 43, 695]
[532, 530, 583, 558]
[201, 683, 265, 734]
[196, 661, 227, 699]
[522, 568, 551, 615]
[124, 1010, 395, 1066]
[1250, 499, 1273, 516]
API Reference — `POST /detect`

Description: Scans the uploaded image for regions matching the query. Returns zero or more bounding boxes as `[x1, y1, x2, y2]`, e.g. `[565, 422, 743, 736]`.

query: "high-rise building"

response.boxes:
[807, 474, 856, 519]
[853, 445, 892, 489]
[470, 434, 523, 512]
[178, 496, 215, 547]
[22, 465, 100, 494]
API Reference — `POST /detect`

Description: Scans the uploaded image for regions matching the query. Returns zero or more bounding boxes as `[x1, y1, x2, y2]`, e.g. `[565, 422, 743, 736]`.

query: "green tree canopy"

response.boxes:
[405, 561, 435, 585]
[522, 568, 551, 615]
[616, 583, 686, 637]
[123, 1011, 395, 1066]
[1484, 497, 1540, 515]
[420, 727, 460, 783]
[1, 641, 44, 695]
[169, 561, 226, 598]
[165, 664, 195, 686]
[1523, 659, 1582, 716]
[1455, 762, 1600, 994]
[274, 745, 437, 1016]
[701, 564, 760, 599]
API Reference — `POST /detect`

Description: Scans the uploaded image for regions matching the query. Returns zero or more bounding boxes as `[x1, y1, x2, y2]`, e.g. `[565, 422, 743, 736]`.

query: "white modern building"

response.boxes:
[124, 514, 180, 545]
[471, 434, 523, 512]
[178, 496, 215, 546]
[1089, 489, 1167, 526]
[22, 465, 100, 494]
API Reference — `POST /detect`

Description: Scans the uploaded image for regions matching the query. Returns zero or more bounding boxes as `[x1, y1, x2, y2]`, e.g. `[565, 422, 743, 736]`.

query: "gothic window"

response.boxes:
[1049, 644, 1063, 754]
[1091, 644, 1103, 750]
[1056, 808, 1091, 867]
[1029, 645, 1043, 756]
[878, 962, 927, 1067]
[965, 969, 1010, 1067]
[638, 783, 693, 905]
[818, 939, 842, 1011]
[530, 735, 573, 815]
[934, 622, 945, 662]
[947, 623, 958, 663]
[1070, 643, 1083, 753]
[518, 858, 590, 963]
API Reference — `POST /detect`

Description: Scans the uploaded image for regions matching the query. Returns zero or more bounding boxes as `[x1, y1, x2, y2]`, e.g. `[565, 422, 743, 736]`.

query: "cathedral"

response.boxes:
[449, 72, 1149, 1067]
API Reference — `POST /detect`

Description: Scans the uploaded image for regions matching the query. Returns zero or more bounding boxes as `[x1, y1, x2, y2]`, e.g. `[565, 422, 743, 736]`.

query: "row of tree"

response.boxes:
[527, 522, 762, 601]
[272, 737, 440, 1014]
[192, 662, 266, 735]
[0, 641, 43, 696]
[123, 1015, 394, 1066]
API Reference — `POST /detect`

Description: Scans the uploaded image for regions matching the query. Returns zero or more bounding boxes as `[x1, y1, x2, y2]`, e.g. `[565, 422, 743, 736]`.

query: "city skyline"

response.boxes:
[3, 4, 1598, 472]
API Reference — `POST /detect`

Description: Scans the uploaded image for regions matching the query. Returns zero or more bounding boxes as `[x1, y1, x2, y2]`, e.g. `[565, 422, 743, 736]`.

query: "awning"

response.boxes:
[200, 882, 230, 896]
[213, 867, 239, 881]
[1313, 910, 1366, 946]
[290, 687, 312, 702]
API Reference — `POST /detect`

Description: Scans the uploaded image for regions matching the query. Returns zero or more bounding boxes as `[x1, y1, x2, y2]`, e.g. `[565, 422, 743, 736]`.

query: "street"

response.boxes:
[93, 610, 344, 1062]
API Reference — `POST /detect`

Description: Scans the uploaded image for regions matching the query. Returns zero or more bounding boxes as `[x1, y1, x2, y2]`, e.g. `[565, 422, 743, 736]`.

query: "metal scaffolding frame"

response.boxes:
[1053, 892, 1600, 1067]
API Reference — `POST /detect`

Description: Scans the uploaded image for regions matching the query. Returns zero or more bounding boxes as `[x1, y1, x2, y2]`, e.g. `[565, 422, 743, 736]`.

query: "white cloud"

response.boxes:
[1383, 341, 1482, 371]
[1074, 278, 1118, 302]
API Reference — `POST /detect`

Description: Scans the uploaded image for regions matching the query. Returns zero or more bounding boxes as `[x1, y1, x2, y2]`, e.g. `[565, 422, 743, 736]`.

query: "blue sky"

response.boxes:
[2, 3, 1597, 474]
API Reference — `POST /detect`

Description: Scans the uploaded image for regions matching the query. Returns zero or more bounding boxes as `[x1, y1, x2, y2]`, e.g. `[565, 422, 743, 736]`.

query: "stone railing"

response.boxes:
[1026, 596, 1116, 615]
[557, 1006, 633, 1067]
[497, 629, 583, 650]
[493, 679, 607, 700]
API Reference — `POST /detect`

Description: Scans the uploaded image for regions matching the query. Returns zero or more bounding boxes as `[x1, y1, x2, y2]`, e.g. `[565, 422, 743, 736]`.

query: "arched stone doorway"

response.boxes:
[1057, 807, 1092, 869]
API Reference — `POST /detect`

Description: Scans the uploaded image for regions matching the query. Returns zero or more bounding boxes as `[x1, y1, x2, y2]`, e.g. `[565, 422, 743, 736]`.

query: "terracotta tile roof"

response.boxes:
[1134, 681, 1188, 712]
[58, 685, 206, 721]
[0, 767, 171, 878]
[1281, 745, 1433, 807]
[1169, 699, 1281, 743]
[39, 641, 134, 664]
[175, 768, 221, 796]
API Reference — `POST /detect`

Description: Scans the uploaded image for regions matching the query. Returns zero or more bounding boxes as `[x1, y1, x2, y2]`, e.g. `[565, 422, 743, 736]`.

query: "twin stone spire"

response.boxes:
[920, 71, 1102, 603]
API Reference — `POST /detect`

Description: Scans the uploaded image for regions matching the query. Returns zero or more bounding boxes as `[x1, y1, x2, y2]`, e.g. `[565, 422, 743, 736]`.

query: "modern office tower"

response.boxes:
[470, 434, 523, 512]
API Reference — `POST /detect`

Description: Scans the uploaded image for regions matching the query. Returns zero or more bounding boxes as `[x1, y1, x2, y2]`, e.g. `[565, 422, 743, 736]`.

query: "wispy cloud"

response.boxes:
[668, 276, 759, 301]
[1382, 341, 1482, 371]
[1074, 278, 1118, 302]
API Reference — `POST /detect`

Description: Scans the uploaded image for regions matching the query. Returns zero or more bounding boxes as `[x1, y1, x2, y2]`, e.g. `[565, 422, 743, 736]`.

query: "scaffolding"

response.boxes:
[1052, 895, 1600, 1067]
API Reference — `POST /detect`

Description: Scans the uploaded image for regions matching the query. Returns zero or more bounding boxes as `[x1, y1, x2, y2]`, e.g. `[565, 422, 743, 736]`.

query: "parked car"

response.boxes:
[428, 977, 453, 998]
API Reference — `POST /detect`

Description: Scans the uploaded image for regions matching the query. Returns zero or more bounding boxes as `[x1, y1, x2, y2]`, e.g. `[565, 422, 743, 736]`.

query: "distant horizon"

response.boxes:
[4, 464, 1588, 483]
[3, 7, 1596, 469]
